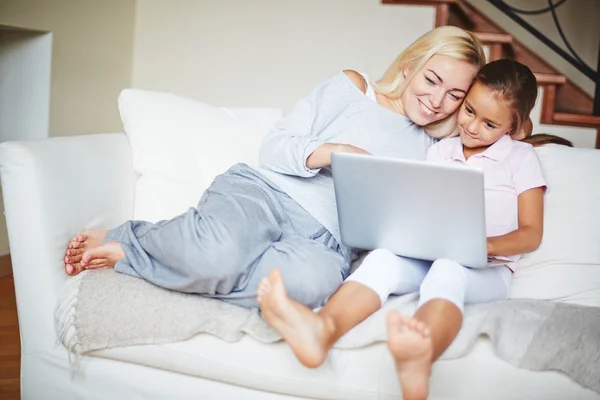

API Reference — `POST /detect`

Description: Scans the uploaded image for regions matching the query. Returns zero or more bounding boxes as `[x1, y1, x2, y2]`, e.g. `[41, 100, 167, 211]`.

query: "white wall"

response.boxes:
[0, 0, 136, 136]
[132, 0, 435, 112]
[0, 27, 52, 256]
[0, 28, 51, 142]
[469, 0, 600, 97]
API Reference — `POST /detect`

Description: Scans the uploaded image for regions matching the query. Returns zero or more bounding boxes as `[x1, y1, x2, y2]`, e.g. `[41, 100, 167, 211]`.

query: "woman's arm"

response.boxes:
[306, 143, 371, 169]
[487, 187, 544, 256]
[258, 71, 368, 177]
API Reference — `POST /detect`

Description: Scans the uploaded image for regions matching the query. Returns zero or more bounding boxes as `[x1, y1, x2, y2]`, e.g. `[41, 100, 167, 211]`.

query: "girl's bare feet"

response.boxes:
[64, 230, 109, 276]
[257, 269, 335, 368]
[386, 310, 433, 400]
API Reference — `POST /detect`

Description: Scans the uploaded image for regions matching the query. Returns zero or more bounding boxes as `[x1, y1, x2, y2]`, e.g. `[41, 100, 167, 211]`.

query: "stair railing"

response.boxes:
[486, 0, 600, 116]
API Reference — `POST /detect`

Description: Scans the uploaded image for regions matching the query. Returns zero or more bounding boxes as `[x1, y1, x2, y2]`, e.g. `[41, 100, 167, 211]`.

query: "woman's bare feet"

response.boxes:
[257, 269, 336, 368]
[387, 310, 434, 400]
[64, 230, 109, 276]
[79, 241, 126, 271]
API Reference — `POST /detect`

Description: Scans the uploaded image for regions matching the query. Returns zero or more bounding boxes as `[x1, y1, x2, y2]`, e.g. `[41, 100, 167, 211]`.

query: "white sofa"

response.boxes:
[1, 89, 600, 399]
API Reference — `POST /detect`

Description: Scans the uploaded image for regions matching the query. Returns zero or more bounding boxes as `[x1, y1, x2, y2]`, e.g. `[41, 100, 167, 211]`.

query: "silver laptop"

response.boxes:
[331, 152, 502, 269]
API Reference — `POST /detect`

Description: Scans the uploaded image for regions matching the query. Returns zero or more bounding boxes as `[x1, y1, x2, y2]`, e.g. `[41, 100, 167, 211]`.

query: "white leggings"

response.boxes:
[346, 249, 512, 312]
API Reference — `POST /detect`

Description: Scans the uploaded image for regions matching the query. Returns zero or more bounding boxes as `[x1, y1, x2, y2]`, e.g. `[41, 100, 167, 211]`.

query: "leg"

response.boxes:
[224, 236, 348, 309]
[388, 260, 512, 400]
[258, 248, 428, 367]
[67, 166, 286, 298]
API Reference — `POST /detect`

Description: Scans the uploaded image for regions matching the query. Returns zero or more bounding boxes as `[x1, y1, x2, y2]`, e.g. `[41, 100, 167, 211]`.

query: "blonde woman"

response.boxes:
[64, 27, 485, 312]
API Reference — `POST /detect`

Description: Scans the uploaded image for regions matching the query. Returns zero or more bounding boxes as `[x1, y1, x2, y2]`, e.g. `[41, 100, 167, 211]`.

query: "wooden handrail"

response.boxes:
[382, 0, 457, 4]
[474, 32, 512, 44]
[534, 73, 567, 86]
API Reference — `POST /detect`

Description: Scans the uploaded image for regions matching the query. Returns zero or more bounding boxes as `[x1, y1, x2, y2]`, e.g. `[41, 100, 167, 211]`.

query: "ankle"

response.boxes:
[319, 316, 341, 349]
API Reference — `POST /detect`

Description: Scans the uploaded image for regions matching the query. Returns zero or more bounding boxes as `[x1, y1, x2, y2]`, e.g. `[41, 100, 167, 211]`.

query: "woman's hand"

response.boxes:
[306, 143, 371, 169]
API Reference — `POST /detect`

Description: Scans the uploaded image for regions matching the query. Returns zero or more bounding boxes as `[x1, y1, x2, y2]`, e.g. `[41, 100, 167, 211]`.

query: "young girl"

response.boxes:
[257, 59, 546, 400]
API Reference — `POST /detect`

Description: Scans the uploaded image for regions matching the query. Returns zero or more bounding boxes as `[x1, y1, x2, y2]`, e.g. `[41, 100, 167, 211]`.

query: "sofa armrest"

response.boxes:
[0, 133, 136, 355]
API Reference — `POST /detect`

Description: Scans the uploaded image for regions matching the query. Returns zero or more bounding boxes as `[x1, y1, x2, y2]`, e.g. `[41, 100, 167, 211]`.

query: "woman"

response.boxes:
[63, 26, 485, 309]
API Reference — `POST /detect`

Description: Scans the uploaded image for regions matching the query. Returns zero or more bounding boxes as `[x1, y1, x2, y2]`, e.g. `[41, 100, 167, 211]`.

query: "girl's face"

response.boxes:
[400, 55, 478, 126]
[457, 82, 514, 150]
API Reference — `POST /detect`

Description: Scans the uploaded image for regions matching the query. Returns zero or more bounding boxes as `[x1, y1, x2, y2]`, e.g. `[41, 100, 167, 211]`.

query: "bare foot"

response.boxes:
[64, 230, 109, 276]
[257, 269, 335, 368]
[79, 241, 126, 270]
[387, 310, 433, 400]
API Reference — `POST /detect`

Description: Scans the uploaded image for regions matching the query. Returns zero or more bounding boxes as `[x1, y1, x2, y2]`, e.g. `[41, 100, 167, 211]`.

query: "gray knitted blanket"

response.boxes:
[55, 269, 600, 393]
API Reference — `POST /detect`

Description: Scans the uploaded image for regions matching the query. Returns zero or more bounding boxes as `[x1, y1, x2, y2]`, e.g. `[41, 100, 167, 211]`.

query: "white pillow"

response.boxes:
[118, 89, 282, 222]
[509, 144, 600, 306]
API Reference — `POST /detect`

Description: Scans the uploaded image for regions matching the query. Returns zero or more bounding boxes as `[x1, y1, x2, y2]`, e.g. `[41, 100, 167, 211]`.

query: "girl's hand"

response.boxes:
[306, 143, 371, 169]
[486, 187, 544, 257]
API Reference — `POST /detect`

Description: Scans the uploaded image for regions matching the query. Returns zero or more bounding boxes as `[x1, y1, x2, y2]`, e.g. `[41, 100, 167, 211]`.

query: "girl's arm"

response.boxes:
[487, 187, 544, 256]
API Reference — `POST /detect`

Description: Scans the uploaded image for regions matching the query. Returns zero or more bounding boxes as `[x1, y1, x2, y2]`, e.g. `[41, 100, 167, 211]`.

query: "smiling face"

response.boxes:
[457, 81, 514, 153]
[400, 54, 478, 127]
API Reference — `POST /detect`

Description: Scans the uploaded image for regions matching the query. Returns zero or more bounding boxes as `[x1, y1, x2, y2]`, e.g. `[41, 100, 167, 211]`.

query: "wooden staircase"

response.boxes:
[383, 0, 600, 148]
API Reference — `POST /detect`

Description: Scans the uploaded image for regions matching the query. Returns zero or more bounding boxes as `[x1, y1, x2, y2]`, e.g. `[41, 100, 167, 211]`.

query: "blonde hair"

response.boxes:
[374, 26, 486, 138]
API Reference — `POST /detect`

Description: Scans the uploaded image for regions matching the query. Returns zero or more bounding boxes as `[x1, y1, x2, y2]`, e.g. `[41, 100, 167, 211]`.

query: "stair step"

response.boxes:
[534, 73, 567, 86]
[552, 113, 600, 128]
[474, 32, 512, 44]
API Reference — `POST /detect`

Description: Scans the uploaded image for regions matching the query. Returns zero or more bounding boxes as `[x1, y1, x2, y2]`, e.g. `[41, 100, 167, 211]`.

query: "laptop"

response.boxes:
[331, 152, 504, 269]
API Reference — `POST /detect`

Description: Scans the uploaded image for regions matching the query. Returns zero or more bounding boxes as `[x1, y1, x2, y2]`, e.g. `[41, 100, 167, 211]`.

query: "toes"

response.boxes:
[84, 258, 109, 269]
[258, 277, 271, 291]
[70, 240, 84, 249]
[416, 321, 431, 337]
[69, 234, 88, 248]
[268, 268, 283, 285]
[397, 313, 411, 327]
[81, 250, 94, 265]
[66, 248, 84, 264]
[69, 253, 83, 264]
[65, 263, 83, 276]
[68, 248, 84, 256]
[406, 318, 419, 330]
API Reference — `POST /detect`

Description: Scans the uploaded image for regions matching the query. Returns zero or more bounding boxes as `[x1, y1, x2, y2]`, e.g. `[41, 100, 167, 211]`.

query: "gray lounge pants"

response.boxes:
[105, 164, 350, 309]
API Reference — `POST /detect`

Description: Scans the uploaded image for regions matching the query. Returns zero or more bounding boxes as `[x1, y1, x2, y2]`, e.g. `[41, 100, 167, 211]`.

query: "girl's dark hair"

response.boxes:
[474, 59, 538, 136]
[521, 133, 573, 147]
[475, 59, 572, 147]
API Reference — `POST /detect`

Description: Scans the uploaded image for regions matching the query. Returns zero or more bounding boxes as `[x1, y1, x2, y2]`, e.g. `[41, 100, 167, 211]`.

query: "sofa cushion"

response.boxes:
[510, 145, 600, 305]
[91, 330, 595, 400]
[118, 89, 282, 222]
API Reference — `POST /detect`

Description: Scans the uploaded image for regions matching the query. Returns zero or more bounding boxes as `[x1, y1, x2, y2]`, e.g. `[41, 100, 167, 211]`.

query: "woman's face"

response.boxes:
[400, 55, 478, 126]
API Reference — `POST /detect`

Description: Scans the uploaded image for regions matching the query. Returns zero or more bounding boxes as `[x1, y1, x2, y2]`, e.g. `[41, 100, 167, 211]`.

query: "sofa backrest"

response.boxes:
[510, 144, 600, 305]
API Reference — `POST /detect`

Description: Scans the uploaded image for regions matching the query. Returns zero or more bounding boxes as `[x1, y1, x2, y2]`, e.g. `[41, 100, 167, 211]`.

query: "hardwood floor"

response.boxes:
[0, 275, 20, 400]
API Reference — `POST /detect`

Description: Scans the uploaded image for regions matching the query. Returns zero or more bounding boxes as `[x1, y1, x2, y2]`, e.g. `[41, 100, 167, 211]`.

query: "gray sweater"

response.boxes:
[255, 72, 435, 250]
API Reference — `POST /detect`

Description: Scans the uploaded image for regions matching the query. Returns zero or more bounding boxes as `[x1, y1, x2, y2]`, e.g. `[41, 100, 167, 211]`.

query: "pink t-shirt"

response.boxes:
[426, 135, 546, 269]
